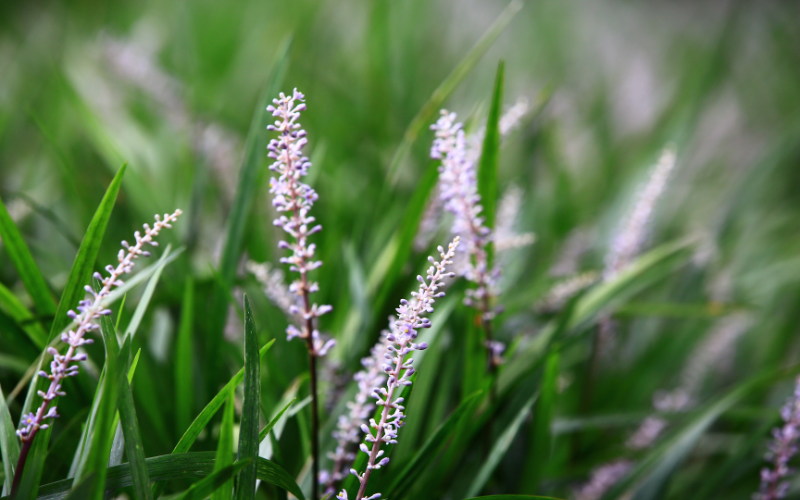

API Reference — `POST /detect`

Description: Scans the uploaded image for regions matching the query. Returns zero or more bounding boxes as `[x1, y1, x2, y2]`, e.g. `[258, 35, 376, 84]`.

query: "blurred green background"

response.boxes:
[2, 0, 800, 499]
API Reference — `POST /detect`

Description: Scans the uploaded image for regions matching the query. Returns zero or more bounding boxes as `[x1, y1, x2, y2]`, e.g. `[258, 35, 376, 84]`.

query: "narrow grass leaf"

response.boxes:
[465, 394, 537, 498]
[602, 367, 800, 500]
[385, 391, 483, 498]
[206, 38, 291, 380]
[0, 194, 56, 317]
[521, 349, 559, 493]
[235, 295, 260, 500]
[151, 339, 275, 499]
[0, 382, 20, 495]
[4, 453, 302, 500]
[80, 337, 128, 500]
[15, 164, 127, 500]
[476, 59, 505, 241]
[258, 398, 296, 442]
[123, 244, 173, 340]
[0, 278, 48, 350]
[117, 350, 153, 500]
[175, 277, 194, 439]
[177, 461, 250, 500]
[462, 496, 562, 500]
[210, 385, 235, 500]
[386, 0, 523, 184]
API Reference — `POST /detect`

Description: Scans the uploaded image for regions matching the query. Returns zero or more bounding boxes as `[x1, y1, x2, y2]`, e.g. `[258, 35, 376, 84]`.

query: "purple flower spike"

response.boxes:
[755, 375, 800, 500]
[16, 210, 182, 444]
[341, 237, 459, 500]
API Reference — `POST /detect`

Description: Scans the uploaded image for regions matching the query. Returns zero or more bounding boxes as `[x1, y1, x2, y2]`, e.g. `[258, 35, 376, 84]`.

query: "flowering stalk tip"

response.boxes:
[11, 209, 181, 496]
[341, 237, 459, 500]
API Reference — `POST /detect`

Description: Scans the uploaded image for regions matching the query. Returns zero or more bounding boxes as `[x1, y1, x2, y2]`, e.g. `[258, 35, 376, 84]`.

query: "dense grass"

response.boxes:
[1, 1, 800, 499]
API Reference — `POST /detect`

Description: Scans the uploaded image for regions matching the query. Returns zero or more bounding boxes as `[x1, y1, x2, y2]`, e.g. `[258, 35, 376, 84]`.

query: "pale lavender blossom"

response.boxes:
[15, 210, 182, 445]
[537, 271, 599, 313]
[246, 260, 300, 323]
[431, 110, 502, 367]
[626, 415, 669, 450]
[756, 376, 800, 500]
[322, 321, 395, 494]
[604, 145, 677, 280]
[267, 88, 334, 357]
[493, 184, 535, 254]
[342, 237, 459, 500]
[573, 459, 633, 500]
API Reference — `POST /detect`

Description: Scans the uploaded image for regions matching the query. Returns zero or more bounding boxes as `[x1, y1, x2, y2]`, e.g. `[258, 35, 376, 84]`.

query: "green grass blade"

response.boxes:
[603, 367, 800, 500]
[206, 38, 291, 380]
[62, 475, 94, 500]
[15, 163, 127, 500]
[79, 337, 128, 500]
[256, 457, 305, 500]
[117, 350, 153, 500]
[151, 339, 275, 499]
[0, 382, 20, 495]
[258, 398, 296, 442]
[385, 391, 483, 498]
[477, 59, 505, 240]
[462, 496, 563, 500]
[0, 194, 56, 318]
[386, 0, 522, 184]
[123, 244, 173, 340]
[175, 277, 194, 438]
[465, 394, 537, 498]
[177, 461, 250, 500]
[520, 349, 559, 493]
[210, 385, 235, 500]
[2, 452, 302, 500]
[49, 163, 126, 343]
[235, 295, 260, 500]
[0, 282, 48, 350]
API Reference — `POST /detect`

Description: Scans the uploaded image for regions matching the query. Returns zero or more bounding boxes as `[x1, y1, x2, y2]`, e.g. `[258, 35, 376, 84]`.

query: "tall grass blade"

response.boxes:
[465, 394, 537, 498]
[477, 59, 505, 238]
[258, 398, 295, 442]
[0, 382, 20, 495]
[15, 163, 127, 500]
[0, 282, 48, 350]
[2, 452, 303, 500]
[117, 350, 153, 500]
[386, 0, 523, 184]
[175, 277, 195, 440]
[206, 38, 291, 380]
[210, 385, 235, 500]
[235, 295, 260, 500]
[385, 391, 483, 498]
[0, 194, 56, 318]
[151, 339, 276, 499]
[521, 349, 559, 493]
[177, 461, 250, 500]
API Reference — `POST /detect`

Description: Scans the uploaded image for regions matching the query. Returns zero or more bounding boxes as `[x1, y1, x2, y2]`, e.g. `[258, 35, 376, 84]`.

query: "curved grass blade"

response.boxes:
[123, 244, 173, 341]
[0, 382, 19, 495]
[386, 0, 523, 184]
[0, 279, 48, 350]
[235, 295, 260, 500]
[151, 339, 275, 499]
[15, 163, 126, 500]
[210, 385, 235, 500]
[259, 398, 296, 442]
[465, 394, 537, 498]
[520, 349, 559, 493]
[175, 277, 194, 437]
[499, 239, 693, 395]
[177, 460, 250, 500]
[0, 194, 56, 318]
[476, 59, 505, 240]
[206, 37, 291, 381]
[1, 453, 302, 500]
[117, 350, 153, 500]
[462, 496, 563, 500]
[79, 336, 129, 500]
[602, 367, 800, 500]
[385, 391, 483, 498]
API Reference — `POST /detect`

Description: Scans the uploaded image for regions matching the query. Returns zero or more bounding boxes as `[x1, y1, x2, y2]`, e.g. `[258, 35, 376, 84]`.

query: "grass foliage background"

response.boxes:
[1, 0, 800, 499]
